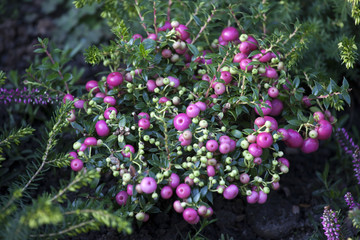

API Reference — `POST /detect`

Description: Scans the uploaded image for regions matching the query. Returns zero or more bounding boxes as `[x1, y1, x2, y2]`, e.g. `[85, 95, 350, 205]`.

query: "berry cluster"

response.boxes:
[66, 20, 335, 224]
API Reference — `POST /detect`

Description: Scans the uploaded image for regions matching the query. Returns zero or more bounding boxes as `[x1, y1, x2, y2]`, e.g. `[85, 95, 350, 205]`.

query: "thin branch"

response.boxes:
[191, 7, 217, 44]
[283, 26, 299, 45]
[134, 0, 150, 35]
[262, 0, 267, 35]
[50, 175, 82, 202]
[153, 1, 158, 35]
[29, 220, 96, 238]
[229, 6, 243, 31]
[167, 0, 172, 22]
[205, 51, 230, 98]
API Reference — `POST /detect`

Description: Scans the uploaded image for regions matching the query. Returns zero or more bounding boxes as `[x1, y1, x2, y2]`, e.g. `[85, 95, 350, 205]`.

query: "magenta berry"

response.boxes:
[162, 49, 172, 58]
[220, 71, 232, 84]
[233, 52, 248, 63]
[272, 182, 280, 190]
[206, 139, 219, 152]
[104, 107, 117, 119]
[195, 101, 207, 111]
[255, 117, 265, 128]
[74, 100, 85, 109]
[138, 112, 150, 120]
[247, 190, 259, 204]
[268, 87, 279, 98]
[85, 80, 99, 93]
[239, 41, 251, 54]
[257, 190, 268, 204]
[247, 35, 259, 50]
[147, 80, 156, 92]
[161, 186, 173, 199]
[264, 116, 278, 131]
[255, 100, 272, 116]
[223, 184, 239, 200]
[159, 97, 170, 103]
[168, 76, 180, 88]
[95, 120, 110, 137]
[70, 158, 83, 171]
[316, 120, 332, 140]
[169, 173, 180, 188]
[265, 67, 278, 79]
[277, 128, 289, 140]
[95, 92, 105, 98]
[176, 183, 191, 199]
[197, 205, 208, 216]
[301, 138, 319, 153]
[278, 157, 290, 168]
[158, 21, 172, 32]
[240, 173, 250, 184]
[127, 184, 134, 196]
[63, 94, 74, 103]
[247, 135, 257, 143]
[69, 151, 77, 159]
[256, 132, 273, 148]
[173, 113, 192, 131]
[219, 135, 231, 144]
[270, 99, 283, 116]
[185, 176, 194, 186]
[175, 24, 190, 40]
[183, 208, 198, 224]
[259, 52, 272, 63]
[302, 96, 312, 107]
[213, 82, 226, 95]
[207, 165, 216, 177]
[103, 96, 116, 106]
[186, 104, 201, 118]
[219, 143, 231, 154]
[107, 72, 123, 87]
[221, 26, 239, 41]
[122, 144, 135, 158]
[138, 118, 150, 130]
[313, 111, 325, 122]
[173, 200, 184, 213]
[240, 58, 253, 71]
[84, 137, 97, 146]
[147, 33, 157, 40]
[132, 33, 143, 42]
[248, 143, 263, 157]
[115, 191, 128, 206]
[285, 129, 304, 148]
[254, 157, 262, 165]
[140, 177, 157, 194]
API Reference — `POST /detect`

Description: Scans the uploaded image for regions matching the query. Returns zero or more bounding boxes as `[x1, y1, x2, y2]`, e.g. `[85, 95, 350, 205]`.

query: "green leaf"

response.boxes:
[231, 129, 243, 138]
[187, 44, 199, 56]
[293, 76, 300, 88]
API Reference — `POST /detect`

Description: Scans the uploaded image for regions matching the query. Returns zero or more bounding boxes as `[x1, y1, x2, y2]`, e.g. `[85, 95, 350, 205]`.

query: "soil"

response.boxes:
[1, 1, 360, 240]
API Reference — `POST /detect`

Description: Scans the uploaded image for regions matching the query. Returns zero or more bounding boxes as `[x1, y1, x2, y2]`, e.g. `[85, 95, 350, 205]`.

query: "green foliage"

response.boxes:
[348, 0, 360, 25]
[339, 36, 359, 69]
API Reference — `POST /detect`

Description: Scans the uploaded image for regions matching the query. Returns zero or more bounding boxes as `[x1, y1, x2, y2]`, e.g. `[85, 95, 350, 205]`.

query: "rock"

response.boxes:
[246, 192, 299, 239]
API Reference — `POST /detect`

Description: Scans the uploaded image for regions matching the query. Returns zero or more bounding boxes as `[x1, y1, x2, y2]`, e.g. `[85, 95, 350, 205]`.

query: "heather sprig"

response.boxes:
[344, 192, 360, 210]
[321, 206, 342, 240]
[0, 87, 60, 105]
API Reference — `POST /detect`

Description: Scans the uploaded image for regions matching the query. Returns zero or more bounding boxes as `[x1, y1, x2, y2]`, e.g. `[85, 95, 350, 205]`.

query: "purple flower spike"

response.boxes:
[321, 206, 341, 240]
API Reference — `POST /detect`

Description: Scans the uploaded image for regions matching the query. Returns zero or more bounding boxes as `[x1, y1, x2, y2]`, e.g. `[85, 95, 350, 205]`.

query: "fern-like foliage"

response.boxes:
[338, 36, 358, 69]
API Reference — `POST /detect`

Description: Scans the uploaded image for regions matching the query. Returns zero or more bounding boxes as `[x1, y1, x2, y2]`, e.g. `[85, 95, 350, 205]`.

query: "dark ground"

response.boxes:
[1, 1, 360, 239]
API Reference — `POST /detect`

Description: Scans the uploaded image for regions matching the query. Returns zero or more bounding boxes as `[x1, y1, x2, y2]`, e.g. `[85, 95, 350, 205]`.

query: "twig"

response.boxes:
[186, 3, 201, 27]
[134, 0, 150, 35]
[229, 6, 243, 31]
[153, 1, 158, 35]
[262, 0, 267, 35]
[50, 175, 82, 202]
[283, 26, 299, 45]
[167, 0, 172, 22]
[191, 7, 217, 44]
[29, 220, 96, 238]
[40, 42, 70, 94]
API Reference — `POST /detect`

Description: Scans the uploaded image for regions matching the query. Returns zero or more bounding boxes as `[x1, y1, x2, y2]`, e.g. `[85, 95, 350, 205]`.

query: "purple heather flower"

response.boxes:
[336, 128, 360, 184]
[344, 192, 360, 210]
[321, 206, 341, 240]
[0, 87, 59, 105]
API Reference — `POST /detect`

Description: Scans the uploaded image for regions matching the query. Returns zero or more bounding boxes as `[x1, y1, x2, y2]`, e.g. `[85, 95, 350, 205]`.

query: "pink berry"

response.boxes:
[159, 97, 170, 103]
[316, 120, 332, 140]
[125, 72, 133, 82]
[147, 33, 157, 40]
[247, 135, 257, 143]
[132, 34, 143, 42]
[221, 26, 239, 41]
[74, 100, 85, 109]
[229, 139, 236, 152]
[147, 80, 156, 92]
[115, 191, 128, 206]
[107, 72, 123, 87]
[103, 96, 116, 106]
[207, 165, 216, 177]
[205, 207, 214, 218]
[255, 100, 272, 116]
[186, 104, 201, 118]
[219, 143, 231, 154]
[195, 101, 207, 111]
[272, 182, 280, 190]
[173, 200, 184, 213]
[183, 208, 198, 224]
[240, 173, 250, 184]
[138, 112, 150, 120]
[254, 117, 265, 128]
[220, 71, 232, 84]
[122, 144, 135, 158]
[233, 53, 248, 63]
[219, 135, 231, 144]
[176, 183, 191, 199]
[69, 151, 77, 159]
[256, 132, 273, 148]
[254, 157, 262, 165]
[185, 176, 194, 186]
[175, 24, 190, 40]
[265, 67, 278, 79]
[239, 41, 251, 54]
[84, 137, 97, 146]
[313, 111, 325, 122]
[161, 186, 173, 199]
[158, 21, 172, 32]
[79, 143, 87, 152]
[71, 158, 83, 171]
[302, 96, 312, 107]
[202, 74, 211, 82]
[301, 138, 319, 153]
[104, 107, 117, 119]
[206, 139, 219, 152]
[223, 184, 239, 200]
[278, 157, 290, 168]
[168, 76, 180, 88]
[85, 80, 99, 93]
[270, 99, 283, 116]
[95, 120, 110, 137]
[285, 129, 304, 148]
[248, 143, 263, 157]
[127, 184, 134, 196]
[247, 35, 258, 51]
[257, 190, 267, 204]
[259, 52, 272, 63]
[247, 190, 259, 204]
[240, 58, 253, 72]
[213, 82, 226, 95]
[169, 173, 180, 188]
[162, 49, 172, 58]
[268, 87, 279, 98]
[197, 205, 208, 216]
[174, 113, 192, 131]
[138, 118, 150, 130]
[264, 116, 278, 131]
[95, 92, 105, 99]
[277, 128, 289, 141]
[140, 177, 157, 194]
[63, 94, 74, 103]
